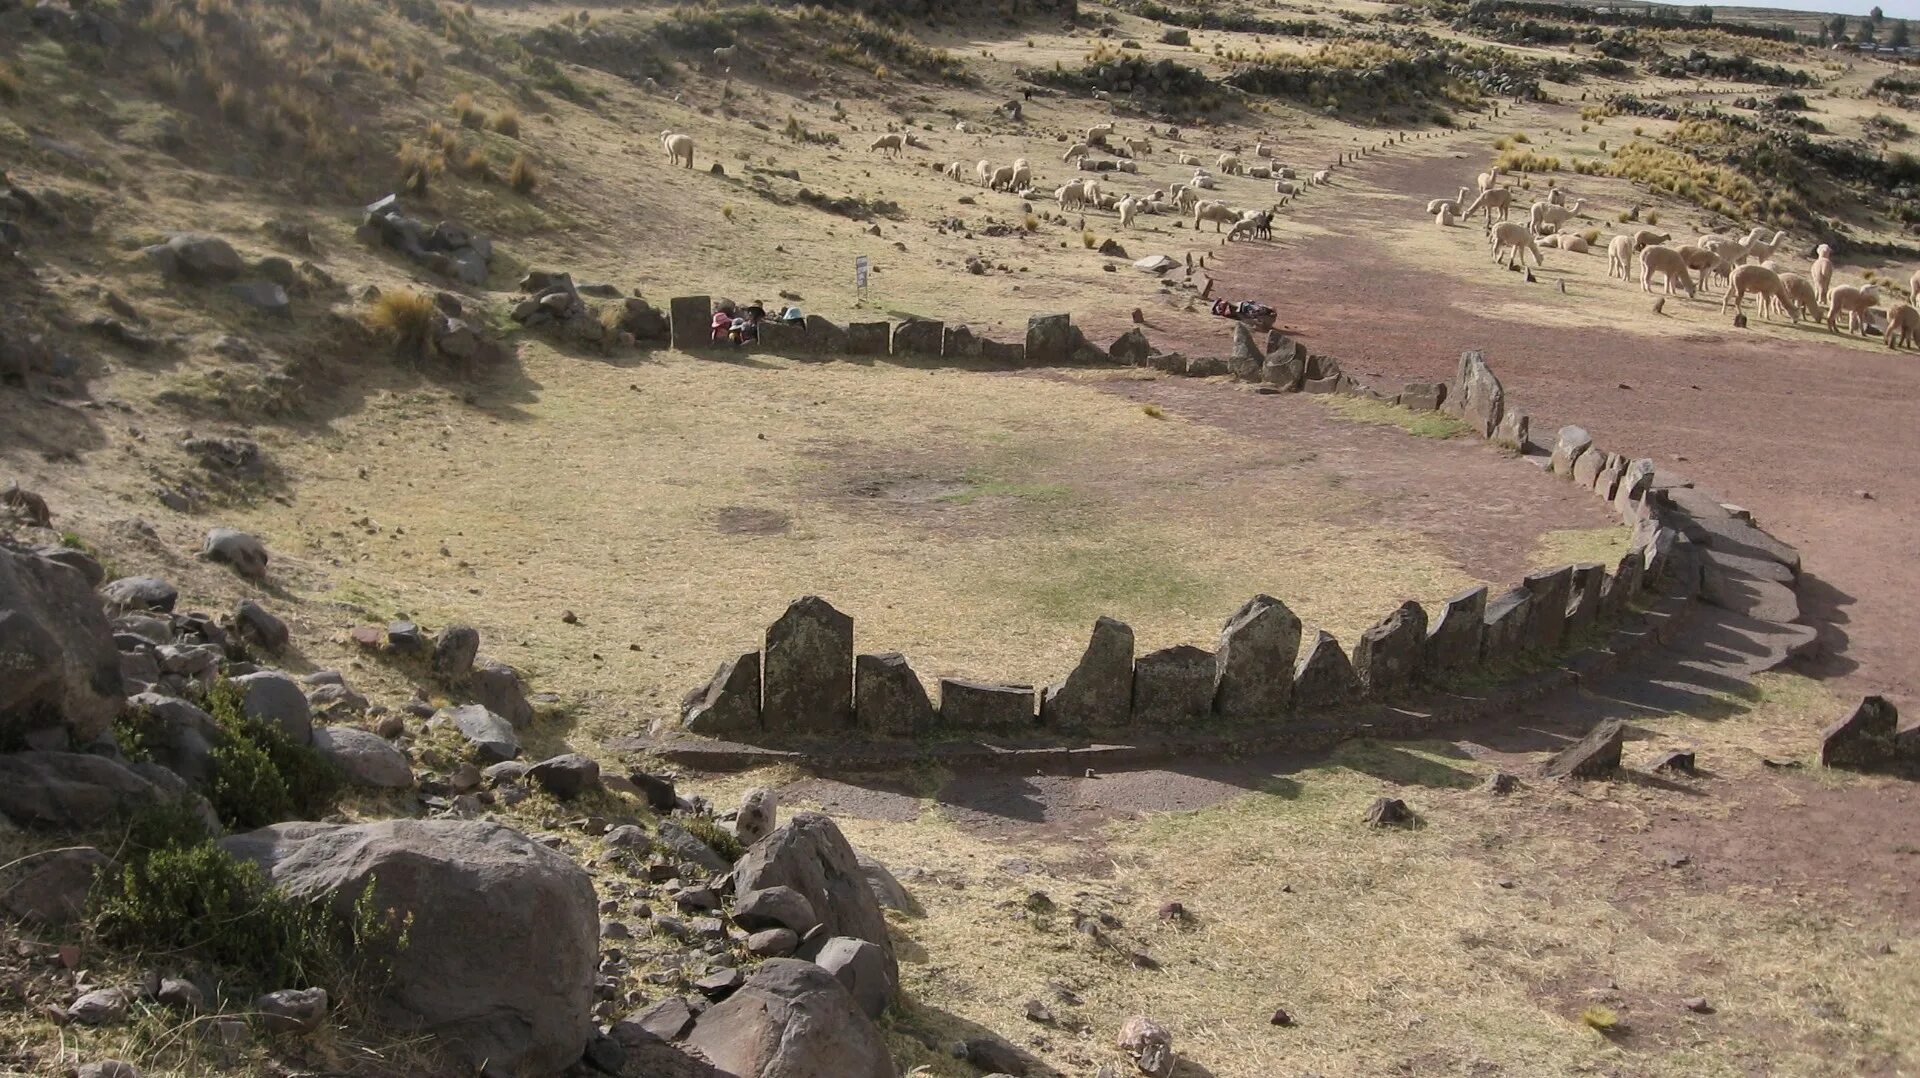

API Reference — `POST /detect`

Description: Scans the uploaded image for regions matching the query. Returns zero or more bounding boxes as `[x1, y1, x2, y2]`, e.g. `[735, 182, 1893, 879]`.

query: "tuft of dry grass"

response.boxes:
[507, 152, 540, 195]
[1141, 403, 1165, 418]
[1580, 1005, 1621, 1032]
[457, 147, 493, 182]
[397, 141, 444, 195]
[364, 289, 438, 356]
[453, 91, 485, 129]
[488, 106, 521, 138]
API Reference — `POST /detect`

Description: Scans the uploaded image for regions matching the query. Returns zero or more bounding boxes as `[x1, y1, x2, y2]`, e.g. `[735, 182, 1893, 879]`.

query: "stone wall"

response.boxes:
[670, 296, 1109, 368]
[669, 319, 1809, 751]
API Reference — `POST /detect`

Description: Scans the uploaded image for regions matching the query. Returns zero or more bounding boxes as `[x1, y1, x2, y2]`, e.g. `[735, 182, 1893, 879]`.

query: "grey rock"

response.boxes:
[1549, 426, 1592, 478]
[813, 936, 893, 1018]
[435, 704, 520, 763]
[804, 315, 849, 353]
[68, 987, 132, 1026]
[100, 575, 178, 614]
[1041, 616, 1134, 730]
[1262, 338, 1306, 389]
[682, 651, 761, 737]
[1521, 566, 1573, 654]
[1572, 443, 1609, 491]
[123, 692, 219, 785]
[77, 1063, 141, 1078]
[1424, 586, 1486, 682]
[685, 959, 898, 1078]
[854, 652, 934, 736]
[1228, 322, 1263, 380]
[734, 813, 894, 988]
[313, 726, 412, 789]
[526, 753, 601, 800]
[1543, 719, 1626, 779]
[1443, 350, 1503, 438]
[733, 884, 820, 934]
[855, 850, 915, 914]
[2, 544, 124, 745]
[938, 678, 1035, 729]
[221, 819, 597, 1074]
[1108, 328, 1152, 365]
[231, 670, 312, 744]
[617, 996, 699, 1044]
[469, 660, 533, 728]
[1025, 313, 1073, 365]
[157, 233, 244, 282]
[0, 751, 172, 830]
[306, 682, 370, 717]
[0, 846, 112, 926]
[34, 545, 104, 587]
[747, 927, 800, 956]
[736, 787, 777, 847]
[1292, 631, 1362, 711]
[202, 527, 269, 579]
[1213, 595, 1300, 720]
[1351, 600, 1427, 700]
[1492, 407, 1529, 452]
[890, 319, 943, 357]
[254, 987, 328, 1036]
[431, 625, 479, 682]
[669, 296, 712, 351]
[155, 977, 204, 1013]
[228, 280, 290, 317]
[1820, 696, 1902, 770]
[941, 324, 983, 358]
[694, 967, 746, 1000]
[1565, 563, 1605, 638]
[232, 599, 288, 653]
[847, 322, 891, 356]
[1400, 381, 1446, 412]
[1481, 588, 1534, 668]
[655, 819, 731, 873]
[1131, 645, 1215, 725]
[762, 597, 853, 734]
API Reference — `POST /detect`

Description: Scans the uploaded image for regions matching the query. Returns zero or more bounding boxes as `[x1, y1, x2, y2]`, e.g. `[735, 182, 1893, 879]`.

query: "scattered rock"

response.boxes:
[1648, 749, 1697, 774]
[1820, 696, 1907, 771]
[469, 660, 534, 728]
[685, 959, 898, 1078]
[734, 813, 894, 988]
[101, 575, 178, 614]
[1117, 1015, 1176, 1078]
[747, 927, 799, 957]
[77, 1062, 142, 1078]
[254, 987, 328, 1036]
[1362, 797, 1414, 828]
[0, 752, 176, 830]
[67, 986, 132, 1026]
[231, 670, 313, 744]
[813, 936, 893, 1019]
[2, 544, 124, 745]
[154, 977, 204, 1014]
[733, 884, 819, 935]
[526, 753, 601, 800]
[1543, 719, 1625, 779]
[231, 599, 289, 653]
[735, 786, 777, 847]
[434, 704, 521, 763]
[0, 847, 113, 926]
[961, 1034, 1027, 1075]
[628, 769, 678, 812]
[431, 625, 480, 682]
[313, 726, 413, 789]
[1480, 771, 1520, 795]
[1683, 996, 1714, 1014]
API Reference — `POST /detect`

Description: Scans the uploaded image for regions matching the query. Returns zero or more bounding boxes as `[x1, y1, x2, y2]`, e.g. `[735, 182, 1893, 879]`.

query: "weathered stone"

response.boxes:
[0, 846, 112, 926]
[1400, 381, 1446, 412]
[1521, 566, 1573, 654]
[1026, 313, 1073, 365]
[814, 936, 893, 1019]
[35, 545, 103, 587]
[1109, 328, 1152, 365]
[222, 819, 597, 1075]
[1363, 796, 1415, 827]
[1304, 352, 1342, 381]
[1662, 486, 1801, 575]
[232, 599, 288, 653]
[890, 319, 942, 357]
[979, 337, 1026, 365]
[229, 280, 290, 317]
[684, 960, 898, 1078]
[526, 753, 601, 800]
[469, 660, 533, 729]
[385, 621, 425, 652]
[231, 670, 312, 744]
[1118, 1015, 1178, 1078]
[254, 988, 328, 1036]
[1819, 696, 1901, 770]
[1040, 616, 1134, 730]
[938, 323, 981, 358]
[1351, 600, 1427, 700]
[1700, 561, 1798, 623]
[939, 678, 1036, 729]
[313, 726, 412, 789]
[1, 544, 123, 745]
[0, 752, 176, 830]
[733, 813, 894, 985]
[804, 315, 849, 354]
[433, 704, 520, 763]
[1492, 408, 1529, 452]
[1292, 631, 1362, 711]
[1648, 748, 1697, 774]
[76, 1062, 141, 1078]
[762, 596, 853, 734]
[1593, 453, 1626, 502]
[854, 652, 933, 736]
[755, 318, 804, 354]
[682, 651, 761, 737]
[656, 819, 731, 873]
[734, 884, 820, 934]
[746, 927, 799, 957]
[431, 625, 480, 682]
[101, 575, 178, 614]
[854, 850, 914, 914]
[736, 786, 777, 846]
[615, 996, 698, 1045]
[122, 692, 219, 786]
[1228, 323, 1263, 380]
[1212, 596, 1299, 720]
[1573, 443, 1609, 492]
[846, 322, 891, 356]
[693, 967, 745, 1001]
[1187, 355, 1232, 378]
[69, 987, 133, 1026]
[1481, 588, 1533, 668]
[1602, 551, 1644, 616]
[1131, 645, 1215, 725]
[1443, 350, 1504, 438]
[1263, 339, 1306, 389]
[669, 296, 712, 351]
[157, 233, 244, 282]
[1301, 374, 1345, 394]
[1613, 458, 1656, 520]
[1549, 425, 1592, 478]
[1566, 563, 1605, 638]
[1424, 586, 1486, 682]
[1542, 719, 1625, 779]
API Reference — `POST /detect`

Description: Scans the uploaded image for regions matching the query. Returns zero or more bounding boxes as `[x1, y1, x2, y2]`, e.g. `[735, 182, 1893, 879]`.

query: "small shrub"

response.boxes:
[488, 106, 521, 137]
[453, 91, 485, 128]
[366, 288, 439, 357]
[1646, 210, 1659, 225]
[459, 148, 493, 182]
[682, 816, 745, 861]
[1580, 1005, 1620, 1032]
[1081, 230, 1097, 249]
[508, 153, 540, 194]
[397, 140, 443, 195]
[1023, 212, 1039, 232]
[402, 56, 426, 89]
[1142, 404, 1166, 419]
[200, 681, 342, 829]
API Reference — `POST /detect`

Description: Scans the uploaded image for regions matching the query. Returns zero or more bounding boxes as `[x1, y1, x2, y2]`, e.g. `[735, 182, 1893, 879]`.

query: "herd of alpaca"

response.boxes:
[1426, 164, 1920, 349]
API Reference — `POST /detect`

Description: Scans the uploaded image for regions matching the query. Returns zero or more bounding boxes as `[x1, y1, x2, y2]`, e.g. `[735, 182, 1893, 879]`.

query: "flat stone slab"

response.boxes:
[939, 679, 1035, 729]
[1700, 563, 1801, 624]
[1132, 645, 1215, 725]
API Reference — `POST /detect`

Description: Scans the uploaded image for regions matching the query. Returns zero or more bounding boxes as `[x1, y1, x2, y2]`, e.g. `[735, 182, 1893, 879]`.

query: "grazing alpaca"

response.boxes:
[1488, 221, 1543, 268]
[1640, 246, 1696, 297]
[1462, 186, 1514, 225]
[1721, 263, 1796, 321]
[1826, 284, 1881, 335]
[1675, 244, 1733, 294]
[1885, 302, 1919, 349]
[1776, 272, 1821, 321]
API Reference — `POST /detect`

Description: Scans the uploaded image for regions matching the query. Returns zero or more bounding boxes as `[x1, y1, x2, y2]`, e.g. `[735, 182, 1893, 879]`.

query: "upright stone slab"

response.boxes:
[1820, 696, 1900, 769]
[1613, 458, 1656, 520]
[1040, 617, 1134, 730]
[854, 653, 933, 737]
[943, 324, 983, 359]
[1481, 588, 1533, 669]
[1593, 453, 1626, 501]
[1227, 323, 1262, 380]
[1443, 350, 1504, 438]
[1572, 442, 1608, 491]
[846, 322, 891, 356]
[1400, 382, 1446, 412]
[1212, 596, 1300, 720]
[1549, 426, 1592, 478]
[1424, 586, 1486, 682]
[1292, 631, 1362, 711]
[1262, 340, 1305, 389]
[1601, 552, 1643, 616]
[1493, 408, 1530, 452]
[1109, 328, 1152, 365]
[669, 296, 712, 352]
[1351, 600, 1428, 701]
[891, 319, 943, 357]
[979, 338, 1026, 365]
[1521, 566, 1573, 654]
[1026, 313, 1072, 365]
[1566, 563, 1605, 637]
[803, 315, 848, 354]
[762, 597, 853, 734]
[1542, 719, 1625, 779]
[681, 651, 761, 737]
[938, 679, 1035, 730]
[756, 319, 806, 354]
[1131, 645, 1215, 725]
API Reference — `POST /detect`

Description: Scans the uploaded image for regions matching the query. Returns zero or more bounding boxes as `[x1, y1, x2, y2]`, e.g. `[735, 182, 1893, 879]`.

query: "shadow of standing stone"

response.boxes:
[1213, 595, 1299, 720]
[1132, 645, 1215, 725]
[683, 651, 761, 736]
[763, 597, 853, 734]
[1352, 600, 1427, 701]
[1291, 631, 1362, 711]
[1040, 617, 1134, 730]
[854, 653, 933, 737]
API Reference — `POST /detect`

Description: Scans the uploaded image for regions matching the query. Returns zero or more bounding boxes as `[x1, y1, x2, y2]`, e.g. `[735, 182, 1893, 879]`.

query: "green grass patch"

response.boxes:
[1017, 544, 1214, 628]
[939, 466, 1072, 507]
[1321, 396, 1470, 439]
[1531, 526, 1630, 568]
[680, 815, 746, 861]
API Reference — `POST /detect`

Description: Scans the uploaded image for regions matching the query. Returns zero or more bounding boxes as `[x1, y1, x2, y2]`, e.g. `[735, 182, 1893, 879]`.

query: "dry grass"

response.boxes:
[1320, 395, 1470, 440]
[363, 289, 438, 356]
[0, 60, 23, 105]
[488, 106, 521, 138]
[452, 90, 485, 129]
[507, 152, 539, 194]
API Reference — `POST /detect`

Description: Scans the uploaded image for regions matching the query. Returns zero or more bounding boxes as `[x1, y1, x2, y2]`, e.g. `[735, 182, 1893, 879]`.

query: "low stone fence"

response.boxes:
[668, 295, 1119, 367]
[661, 317, 1809, 757]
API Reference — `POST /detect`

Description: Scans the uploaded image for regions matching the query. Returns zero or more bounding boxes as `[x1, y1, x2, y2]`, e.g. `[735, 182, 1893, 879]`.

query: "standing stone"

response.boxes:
[470, 660, 534, 728]
[1602, 551, 1643, 615]
[1262, 340, 1306, 389]
[1521, 566, 1573, 654]
[1549, 426, 1592, 478]
[1040, 617, 1134, 729]
[804, 315, 849, 354]
[1565, 563, 1605, 637]
[1109, 328, 1152, 365]
[762, 597, 853, 733]
[1493, 408, 1530, 452]
[755, 319, 803, 354]
[1613, 458, 1656, 520]
[1572, 443, 1608, 491]
[1542, 719, 1625, 779]
[979, 338, 1026, 365]
[1423, 586, 1485, 682]
[938, 679, 1035, 729]
[846, 322, 890, 356]
[854, 652, 934, 737]
[1130, 645, 1215, 725]
[1480, 588, 1533, 669]
[1593, 453, 1626, 501]
[669, 296, 712, 351]
[1291, 631, 1362, 711]
[1400, 382, 1446, 412]
[942, 324, 983, 358]
[681, 651, 761, 737]
[890, 319, 942, 357]
[431, 625, 480, 682]
[1351, 600, 1427, 700]
[1227, 323, 1262, 380]
[1443, 350, 1504, 438]
[1026, 313, 1072, 365]
[1212, 596, 1299, 721]
[1819, 696, 1900, 769]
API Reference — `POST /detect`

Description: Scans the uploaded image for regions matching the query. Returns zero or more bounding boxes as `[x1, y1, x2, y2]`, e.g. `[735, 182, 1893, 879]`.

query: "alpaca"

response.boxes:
[1675, 244, 1732, 293]
[1608, 235, 1635, 280]
[1536, 199, 1586, 230]
[1886, 302, 1919, 349]
[1477, 166, 1503, 190]
[1777, 272, 1821, 321]
[1488, 221, 1543, 268]
[1742, 228, 1788, 262]
[1011, 158, 1031, 188]
[661, 131, 694, 168]
[1462, 186, 1513, 225]
[1722, 263, 1796, 321]
[976, 159, 993, 184]
[867, 133, 908, 158]
[1641, 246, 1696, 297]
[1426, 186, 1470, 217]
[1826, 284, 1882, 335]
[1630, 229, 1671, 250]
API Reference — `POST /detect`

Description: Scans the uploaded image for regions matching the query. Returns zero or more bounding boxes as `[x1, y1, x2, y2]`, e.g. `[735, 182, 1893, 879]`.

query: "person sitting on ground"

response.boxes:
[779, 304, 804, 324]
[710, 308, 732, 343]
[743, 299, 767, 323]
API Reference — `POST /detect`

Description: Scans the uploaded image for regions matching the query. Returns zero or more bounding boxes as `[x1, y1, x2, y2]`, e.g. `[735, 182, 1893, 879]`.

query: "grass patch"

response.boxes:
[1532, 526, 1629, 568]
[1017, 545, 1213, 627]
[938, 467, 1072, 507]
[488, 106, 521, 137]
[1322, 395, 1469, 439]
[680, 815, 746, 861]
[364, 288, 439, 356]
[508, 152, 540, 195]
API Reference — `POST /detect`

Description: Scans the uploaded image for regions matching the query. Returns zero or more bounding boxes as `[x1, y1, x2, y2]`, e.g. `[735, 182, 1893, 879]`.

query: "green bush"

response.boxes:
[201, 681, 343, 830]
[682, 815, 746, 861]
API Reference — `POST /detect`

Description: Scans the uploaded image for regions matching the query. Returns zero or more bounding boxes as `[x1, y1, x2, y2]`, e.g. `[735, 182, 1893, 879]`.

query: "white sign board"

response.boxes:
[855, 255, 870, 291]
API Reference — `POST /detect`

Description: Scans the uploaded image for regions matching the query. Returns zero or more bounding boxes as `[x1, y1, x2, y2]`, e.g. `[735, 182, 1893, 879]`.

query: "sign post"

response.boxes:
[854, 255, 870, 301]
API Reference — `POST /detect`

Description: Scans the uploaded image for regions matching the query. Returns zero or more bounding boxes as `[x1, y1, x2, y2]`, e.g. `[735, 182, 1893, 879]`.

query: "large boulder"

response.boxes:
[1, 543, 123, 745]
[1291, 630, 1362, 711]
[469, 660, 533, 728]
[682, 651, 761, 737]
[433, 704, 520, 763]
[684, 959, 898, 1078]
[1025, 313, 1072, 365]
[230, 670, 312, 744]
[220, 820, 598, 1076]
[99, 576, 178, 614]
[1351, 600, 1427, 701]
[1131, 645, 1215, 725]
[0, 752, 172, 830]
[312, 726, 412, 789]
[733, 813, 895, 992]
[0, 846, 113, 926]
[122, 692, 220, 786]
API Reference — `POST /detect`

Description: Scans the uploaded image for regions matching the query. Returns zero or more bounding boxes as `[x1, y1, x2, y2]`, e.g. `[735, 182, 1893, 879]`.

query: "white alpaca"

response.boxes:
[1435, 208, 1455, 227]
[1488, 221, 1543, 268]
[1312, 168, 1332, 185]
[1540, 233, 1590, 253]
[1640, 246, 1695, 297]
[1124, 137, 1151, 156]
[868, 133, 907, 158]
[1178, 152, 1202, 166]
[1117, 195, 1138, 230]
[1064, 142, 1090, 162]
[976, 159, 993, 185]
[1742, 228, 1788, 262]
[1723, 264, 1796, 322]
[1826, 284, 1881, 334]
[661, 131, 694, 168]
[1224, 216, 1262, 243]
[1630, 229, 1671, 250]
[712, 45, 736, 69]
[1547, 187, 1566, 207]
[1886, 302, 1919, 349]
[1537, 199, 1586, 230]
[1777, 272, 1821, 320]
[1608, 235, 1635, 280]
[1193, 200, 1240, 232]
[1477, 166, 1503, 190]
[941, 161, 961, 178]
[1426, 186, 1470, 217]
[1246, 164, 1272, 179]
[1675, 245, 1733, 293]
[1173, 184, 1199, 211]
[1911, 267, 1920, 303]
[1011, 159, 1031, 188]
[1087, 122, 1114, 144]
[1055, 180, 1090, 210]
[1255, 141, 1274, 158]
[1461, 187, 1513, 224]
[1811, 243, 1835, 303]
[1217, 153, 1243, 175]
